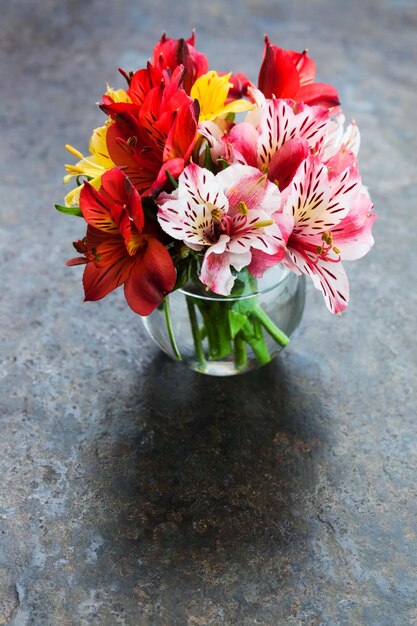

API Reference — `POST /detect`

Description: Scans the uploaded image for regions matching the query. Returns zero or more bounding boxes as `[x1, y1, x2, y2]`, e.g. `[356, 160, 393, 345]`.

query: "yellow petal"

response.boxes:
[64, 175, 102, 207]
[64, 123, 114, 183]
[191, 70, 253, 122]
[105, 84, 132, 104]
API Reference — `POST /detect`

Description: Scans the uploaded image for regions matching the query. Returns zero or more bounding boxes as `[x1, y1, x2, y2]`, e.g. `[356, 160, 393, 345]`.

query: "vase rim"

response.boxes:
[178, 263, 292, 301]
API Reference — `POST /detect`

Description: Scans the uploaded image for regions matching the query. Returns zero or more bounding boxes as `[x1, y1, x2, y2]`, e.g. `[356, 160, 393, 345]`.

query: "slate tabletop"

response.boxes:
[0, 0, 416, 624]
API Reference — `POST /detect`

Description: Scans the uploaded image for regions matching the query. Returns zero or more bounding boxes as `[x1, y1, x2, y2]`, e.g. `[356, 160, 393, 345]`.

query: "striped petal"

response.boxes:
[257, 99, 330, 169]
[285, 247, 349, 314]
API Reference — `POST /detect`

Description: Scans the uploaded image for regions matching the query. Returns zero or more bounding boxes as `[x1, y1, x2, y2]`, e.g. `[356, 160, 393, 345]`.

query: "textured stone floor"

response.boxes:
[1, 0, 416, 624]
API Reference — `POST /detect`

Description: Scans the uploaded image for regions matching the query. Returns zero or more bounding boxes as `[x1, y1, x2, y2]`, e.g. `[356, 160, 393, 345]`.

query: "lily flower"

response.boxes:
[67, 168, 176, 315]
[258, 37, 340, 108]
[63, 86, 131, 206]
[227, 98, 332, 190]
[153, 31, 209, 94]
[250, 154, 375, 313]
[157, 163, 290, 295]
[101, 65, 199, 197]
[191, 71, 254, 122]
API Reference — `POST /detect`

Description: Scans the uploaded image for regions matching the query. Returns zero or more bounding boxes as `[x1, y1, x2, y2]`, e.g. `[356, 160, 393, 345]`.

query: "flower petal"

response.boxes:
[216, 164, 278, 214]
[258, 43, 300, 99]
[200, 248, 251, 295]
[268, 137, 309, 190]
[157, 163, 228, 247]
[257, 99, 330, 169]
[124, 237, 176, 315]
[331, 189, 375, 260]
[79, 182, 118, 233]
[83, 254, 133, 302]
[296, 82, 340, 108]
[282, 156, 332, 237]
[227, 122, 260, 167]
[285, 247, 349, 314]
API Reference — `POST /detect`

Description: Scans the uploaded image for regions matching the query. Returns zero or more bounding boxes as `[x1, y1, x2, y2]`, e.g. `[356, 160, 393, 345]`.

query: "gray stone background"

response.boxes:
[0, 0, 416, 624]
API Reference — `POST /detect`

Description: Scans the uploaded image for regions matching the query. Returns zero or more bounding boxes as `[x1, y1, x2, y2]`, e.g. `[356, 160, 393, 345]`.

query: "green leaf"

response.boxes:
[142, 197, 158, 221]
[228, 309, 248, 339]
[173, 256, 193, 291]
[55, 204, 83, 217]
[165, 169, 179, 189]
[217, 158, 230, 171]
[203, 143, 216, 172]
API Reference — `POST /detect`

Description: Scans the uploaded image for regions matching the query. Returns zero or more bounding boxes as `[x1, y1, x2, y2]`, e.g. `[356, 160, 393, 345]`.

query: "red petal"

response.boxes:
[285, 49, 316, 85]
[296, 83, 340, 107]
[128, 68, 153, 106]
[105, 123, 162, 196]
[101, 168, 145, 235]
[268, 138, 309, 190]
[258, 43, 300, 99]
[153, 33, 208, 94]
[85, 226, 127, 267]
[163, 100, 198, 162]
[66, 257, 87, 266]
[124, 237, 176, 315]
[79, 182, 118, 233]
[151, 158, 186, 196]
[227, 72, 253, 100]
[83, 255, 133, 302]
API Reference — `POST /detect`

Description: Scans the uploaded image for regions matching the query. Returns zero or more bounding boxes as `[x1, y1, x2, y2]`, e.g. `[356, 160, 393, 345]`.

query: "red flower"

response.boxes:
[101, 65, 199, 197]
[67, 168, 176, 315]
[258, 36, 340, 107]
[153, 31, 209, 94]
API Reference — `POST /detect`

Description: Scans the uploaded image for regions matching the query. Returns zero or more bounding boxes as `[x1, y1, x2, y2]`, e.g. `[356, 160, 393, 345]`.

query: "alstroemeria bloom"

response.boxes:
[63, 86, 132, 206]
[191, 71, 254, 122]
[67, 168, 176, 315]
[227, 98, 333, 190]
[153, 32, 209, 94]
[250, 154, 375, 313]
[258, 37, 340, 108]
[101, 65, 199, 197]
[157, 163, 290, 295]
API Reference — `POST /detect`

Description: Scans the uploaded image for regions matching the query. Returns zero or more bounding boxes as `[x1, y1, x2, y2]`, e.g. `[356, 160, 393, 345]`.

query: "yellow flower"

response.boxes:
[103, 84, 131, 104]
[190, 71, 254, 122]
[63, 123, 114, 205]
[63, 85, 131, 206]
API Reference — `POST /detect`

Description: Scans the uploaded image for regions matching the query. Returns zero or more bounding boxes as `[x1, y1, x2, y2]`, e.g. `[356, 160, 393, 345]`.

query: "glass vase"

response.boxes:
[141, 264, 305, 376]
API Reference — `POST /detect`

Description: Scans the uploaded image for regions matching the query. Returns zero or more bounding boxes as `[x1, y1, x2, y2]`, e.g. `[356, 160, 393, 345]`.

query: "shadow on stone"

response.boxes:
[89, 352, 329, 579]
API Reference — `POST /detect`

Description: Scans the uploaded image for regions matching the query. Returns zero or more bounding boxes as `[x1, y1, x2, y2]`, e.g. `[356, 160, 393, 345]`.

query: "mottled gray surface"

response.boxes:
[0, 0, 416, 624]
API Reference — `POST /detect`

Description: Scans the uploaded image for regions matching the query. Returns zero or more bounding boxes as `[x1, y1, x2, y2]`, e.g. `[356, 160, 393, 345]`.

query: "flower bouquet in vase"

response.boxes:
[59, 33, 375, 375]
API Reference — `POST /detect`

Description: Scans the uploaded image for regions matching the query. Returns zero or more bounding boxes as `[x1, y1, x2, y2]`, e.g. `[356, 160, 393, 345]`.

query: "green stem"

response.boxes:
[163, 297, 182, 361]
[242, 318, 271, 366]
[253, 306, 290, 346]
[234, 331, 248, 370]
[186, 297, 206, 371]
[197, 300, 232, 360]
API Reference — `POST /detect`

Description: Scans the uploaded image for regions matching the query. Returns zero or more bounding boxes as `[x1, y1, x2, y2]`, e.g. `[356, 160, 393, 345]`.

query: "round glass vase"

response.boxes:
[141, 264, 305, 376]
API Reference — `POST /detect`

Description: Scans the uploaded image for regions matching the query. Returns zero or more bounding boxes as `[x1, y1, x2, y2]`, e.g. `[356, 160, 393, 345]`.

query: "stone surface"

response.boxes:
[0, 0, 416, 624]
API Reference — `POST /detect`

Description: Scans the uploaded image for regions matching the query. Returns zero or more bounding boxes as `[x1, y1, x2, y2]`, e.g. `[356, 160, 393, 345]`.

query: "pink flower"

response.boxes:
[157, 163, 290, 295]
[250, 153, 375, 313]
[227, 98, 332, 190]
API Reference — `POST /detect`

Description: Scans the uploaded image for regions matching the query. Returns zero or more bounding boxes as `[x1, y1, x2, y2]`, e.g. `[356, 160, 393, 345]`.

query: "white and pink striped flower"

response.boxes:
[225, 98, 333, 189]
[250, 152, 375, 313]
[157, 162, 290, 295]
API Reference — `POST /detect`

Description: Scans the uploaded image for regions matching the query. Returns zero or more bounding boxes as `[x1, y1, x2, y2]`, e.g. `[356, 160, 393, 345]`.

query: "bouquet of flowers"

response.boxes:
[59, 33, 375, 374]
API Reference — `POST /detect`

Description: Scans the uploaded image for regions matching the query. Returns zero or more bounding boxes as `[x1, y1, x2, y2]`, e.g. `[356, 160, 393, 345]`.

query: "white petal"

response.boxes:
[257, 99, 330, 169]
[200, 250, 236, 295]
[286, 248, 349, 314]
[282, 156, 332, 237]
